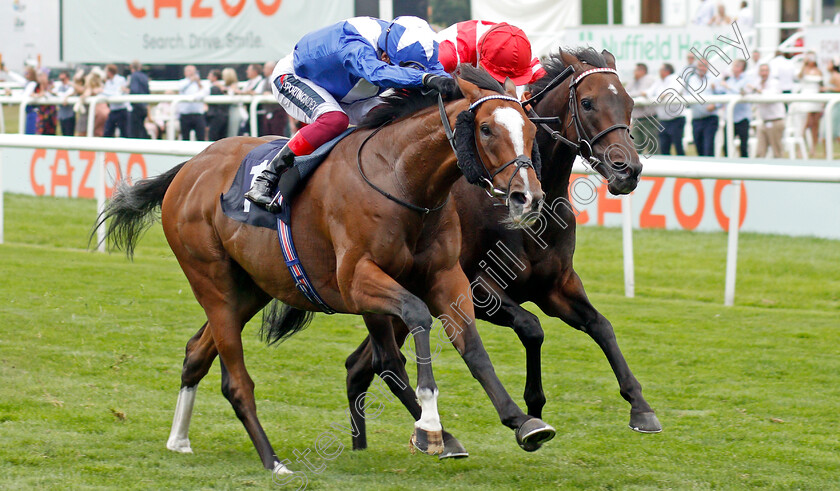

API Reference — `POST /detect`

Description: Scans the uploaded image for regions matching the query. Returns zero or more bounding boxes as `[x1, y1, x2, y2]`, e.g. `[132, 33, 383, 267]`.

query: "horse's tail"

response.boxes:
[91, 161, 187, 258]
[260, 300, 315, 346]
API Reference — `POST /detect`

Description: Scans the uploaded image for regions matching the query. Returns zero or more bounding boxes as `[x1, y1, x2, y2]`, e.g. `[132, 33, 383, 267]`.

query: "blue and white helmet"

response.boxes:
[378, 16, 441, 71]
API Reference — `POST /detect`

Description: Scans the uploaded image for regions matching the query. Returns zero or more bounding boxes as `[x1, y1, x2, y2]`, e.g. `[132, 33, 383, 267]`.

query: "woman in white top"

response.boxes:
[797, 53, 824, 157]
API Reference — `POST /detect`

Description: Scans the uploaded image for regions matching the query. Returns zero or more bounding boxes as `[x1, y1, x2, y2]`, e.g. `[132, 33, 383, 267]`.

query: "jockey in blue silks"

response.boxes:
[245, 16, 457, 213]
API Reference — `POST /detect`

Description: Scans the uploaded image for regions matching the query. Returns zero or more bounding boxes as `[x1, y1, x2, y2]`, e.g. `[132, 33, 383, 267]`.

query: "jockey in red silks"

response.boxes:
[436, 20, 546, 97]
[246, 16, 456, 213]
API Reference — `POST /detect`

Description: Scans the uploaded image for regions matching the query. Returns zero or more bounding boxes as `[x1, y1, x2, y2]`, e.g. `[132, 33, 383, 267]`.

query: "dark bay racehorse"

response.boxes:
[345, 48, 661, 454]
[95, 66, 556, 474]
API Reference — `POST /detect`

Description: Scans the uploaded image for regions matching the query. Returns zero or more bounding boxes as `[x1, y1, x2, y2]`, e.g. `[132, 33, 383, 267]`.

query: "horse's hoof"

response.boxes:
[516, 418, 556, 452]
[629, 411, 662, 433]
[410, 427, 444, 455]
[438, 430, 469, 460]
[165, 437, 193, 453]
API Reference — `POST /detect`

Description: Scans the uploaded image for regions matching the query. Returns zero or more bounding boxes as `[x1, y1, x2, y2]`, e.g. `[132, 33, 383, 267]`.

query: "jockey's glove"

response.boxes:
[422, 74, 460, 99]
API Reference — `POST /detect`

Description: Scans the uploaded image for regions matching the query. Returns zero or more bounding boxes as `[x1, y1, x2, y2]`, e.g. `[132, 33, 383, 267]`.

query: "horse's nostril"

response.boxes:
[509, 191, 527, 207]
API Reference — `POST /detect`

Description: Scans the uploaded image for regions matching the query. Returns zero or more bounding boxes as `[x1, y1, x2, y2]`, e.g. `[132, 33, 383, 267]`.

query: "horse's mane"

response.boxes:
[529, 47, 609, 93]
[358, 64, 505, 129]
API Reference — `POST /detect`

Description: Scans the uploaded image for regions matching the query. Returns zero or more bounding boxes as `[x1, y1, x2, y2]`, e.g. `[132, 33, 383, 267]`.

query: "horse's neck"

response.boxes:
[535, 93, 578, 202]
[391, 105, 463, 209]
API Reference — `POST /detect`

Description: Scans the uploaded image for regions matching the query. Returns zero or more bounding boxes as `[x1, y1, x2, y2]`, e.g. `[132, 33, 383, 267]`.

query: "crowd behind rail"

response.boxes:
[1, 52, 840, 159]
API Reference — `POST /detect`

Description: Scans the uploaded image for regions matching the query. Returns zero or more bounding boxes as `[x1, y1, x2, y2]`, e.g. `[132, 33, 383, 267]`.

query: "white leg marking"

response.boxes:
[492, 106, 525, 156]
[166, 386, 197, 453]
[608, 83, 618, 95]
[273, 460, 293, 476]
[519, 167, 533, 208]
[414, 388, 442, 432]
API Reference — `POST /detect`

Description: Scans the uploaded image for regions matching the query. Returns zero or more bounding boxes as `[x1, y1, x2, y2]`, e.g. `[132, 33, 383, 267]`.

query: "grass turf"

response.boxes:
[1, 193, 838, 489]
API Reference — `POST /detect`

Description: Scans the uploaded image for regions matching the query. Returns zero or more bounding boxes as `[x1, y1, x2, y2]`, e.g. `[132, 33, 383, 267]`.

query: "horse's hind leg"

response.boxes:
[167, 321, 216, 453]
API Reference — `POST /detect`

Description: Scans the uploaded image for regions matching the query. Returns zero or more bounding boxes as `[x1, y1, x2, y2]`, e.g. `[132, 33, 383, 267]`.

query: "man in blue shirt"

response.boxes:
[719, 59, 751, 157]
[245, 16, 457, 213]
[103, 64, 130, 138]
[685, 60, 722, 157]
[127, 60, 150, 139]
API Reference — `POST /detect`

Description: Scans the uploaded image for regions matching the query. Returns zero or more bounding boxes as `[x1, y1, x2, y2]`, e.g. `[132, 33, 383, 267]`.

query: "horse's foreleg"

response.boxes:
[167, 321, 217, 453]
[425, 269, 555, 452]
[347, 260, 443, 456]
[477, 292, 546, 418]
[537, 270, 661, 433]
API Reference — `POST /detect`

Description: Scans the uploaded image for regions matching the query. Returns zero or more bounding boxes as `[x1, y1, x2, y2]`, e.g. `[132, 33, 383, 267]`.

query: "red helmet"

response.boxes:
[478, 23, 534, 85]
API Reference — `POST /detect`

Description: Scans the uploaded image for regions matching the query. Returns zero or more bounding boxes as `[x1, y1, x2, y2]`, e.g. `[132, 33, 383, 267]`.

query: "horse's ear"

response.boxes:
[456, 75, 482, 103]
[601, 50, 617, 69]
[454, 110, 483, 184]
[503, 77, 516, 97]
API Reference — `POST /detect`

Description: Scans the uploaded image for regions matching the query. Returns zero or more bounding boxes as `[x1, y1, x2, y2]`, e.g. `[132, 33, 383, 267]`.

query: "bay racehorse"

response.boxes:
[95, 65, 556, 474]
[344, 48, 661, 454]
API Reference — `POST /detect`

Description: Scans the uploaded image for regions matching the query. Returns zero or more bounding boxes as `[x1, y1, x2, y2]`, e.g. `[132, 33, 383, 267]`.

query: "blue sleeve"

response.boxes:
[341, 42, 447, 89]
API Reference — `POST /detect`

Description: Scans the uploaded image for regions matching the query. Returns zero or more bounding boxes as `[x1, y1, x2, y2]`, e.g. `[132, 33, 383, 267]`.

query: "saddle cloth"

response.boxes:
[220, 129, 355, 227]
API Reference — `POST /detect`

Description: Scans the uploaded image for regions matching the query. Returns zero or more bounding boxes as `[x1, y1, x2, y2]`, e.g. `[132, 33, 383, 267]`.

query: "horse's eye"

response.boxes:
[581, 99, 593, 111]
[480, 124, 492, 136]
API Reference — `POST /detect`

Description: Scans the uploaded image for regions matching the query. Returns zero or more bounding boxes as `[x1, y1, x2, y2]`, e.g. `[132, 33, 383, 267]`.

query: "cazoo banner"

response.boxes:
[60, 0, 353, 64]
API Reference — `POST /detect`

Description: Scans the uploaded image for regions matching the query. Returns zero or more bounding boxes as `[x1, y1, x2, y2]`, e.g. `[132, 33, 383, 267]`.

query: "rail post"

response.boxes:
[95, 151, 106, 252]
[724, 180, 743, 306]
[621, 193, 634, 298]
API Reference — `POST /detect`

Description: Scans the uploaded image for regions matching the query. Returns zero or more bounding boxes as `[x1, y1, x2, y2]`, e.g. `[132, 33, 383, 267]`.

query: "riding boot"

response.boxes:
[244, 143, 297, 212]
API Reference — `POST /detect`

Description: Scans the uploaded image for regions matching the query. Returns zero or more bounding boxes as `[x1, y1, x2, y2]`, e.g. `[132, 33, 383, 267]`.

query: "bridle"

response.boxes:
[438, 94, 535, 203]
[525, 65, 631, 169]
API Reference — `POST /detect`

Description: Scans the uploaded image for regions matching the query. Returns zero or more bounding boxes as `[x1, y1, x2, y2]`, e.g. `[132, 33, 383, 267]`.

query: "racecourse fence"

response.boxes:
[2, 134, 840, 306]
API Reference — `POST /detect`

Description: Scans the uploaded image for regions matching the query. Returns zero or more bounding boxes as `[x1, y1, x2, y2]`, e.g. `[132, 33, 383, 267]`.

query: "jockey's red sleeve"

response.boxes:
[288, 111, 349, 156]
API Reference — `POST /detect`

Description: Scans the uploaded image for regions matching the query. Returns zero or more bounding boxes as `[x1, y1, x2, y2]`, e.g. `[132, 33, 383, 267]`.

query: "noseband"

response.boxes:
[526, 66, 630, 169]
[439, 94, 535, 203]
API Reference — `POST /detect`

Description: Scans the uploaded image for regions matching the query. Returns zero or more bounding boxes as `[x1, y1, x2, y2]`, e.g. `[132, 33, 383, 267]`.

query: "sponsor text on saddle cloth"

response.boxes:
[220, 129, 355, 314]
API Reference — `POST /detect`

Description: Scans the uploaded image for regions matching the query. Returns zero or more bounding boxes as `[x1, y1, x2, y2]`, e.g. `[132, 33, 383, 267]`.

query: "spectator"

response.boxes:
[127, 60, 151, 139]
[822, 60, 840, 153]
[651, 63, 686, 156]
[103, 64, 129, 137]
[33, 68, 57, 135]
[686, 60, 721, 156]
[177, 65, 208, 141]
[71, 69, 88, 135]
[693, 0, 716, 25]
[626, 63, 658, 149]
[22, 65, 38, 134]
[52, 70, 77, 136]
[769, 51, 796, 93]
[236, 63, 264, 135]
[206, 69, 229, 141]
[711, 4, 732, 25]
[78, 68, 109, 137]
[796, 52, 824, 157]
[749, 64, 786, 158]
[720, 59, 751, 157]
[259, 60, 289, 137]
[735, 2, 754, 32]
[222, 67, 243, 138]
[746, 50, 762, 83]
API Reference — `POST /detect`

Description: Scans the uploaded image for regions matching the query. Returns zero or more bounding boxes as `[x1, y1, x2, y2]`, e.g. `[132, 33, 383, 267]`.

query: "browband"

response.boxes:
[468, 95, 521, 112]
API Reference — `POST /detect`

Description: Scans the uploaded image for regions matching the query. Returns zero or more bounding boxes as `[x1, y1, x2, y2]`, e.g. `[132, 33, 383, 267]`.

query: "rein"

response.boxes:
[357, 123, 450, 215]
